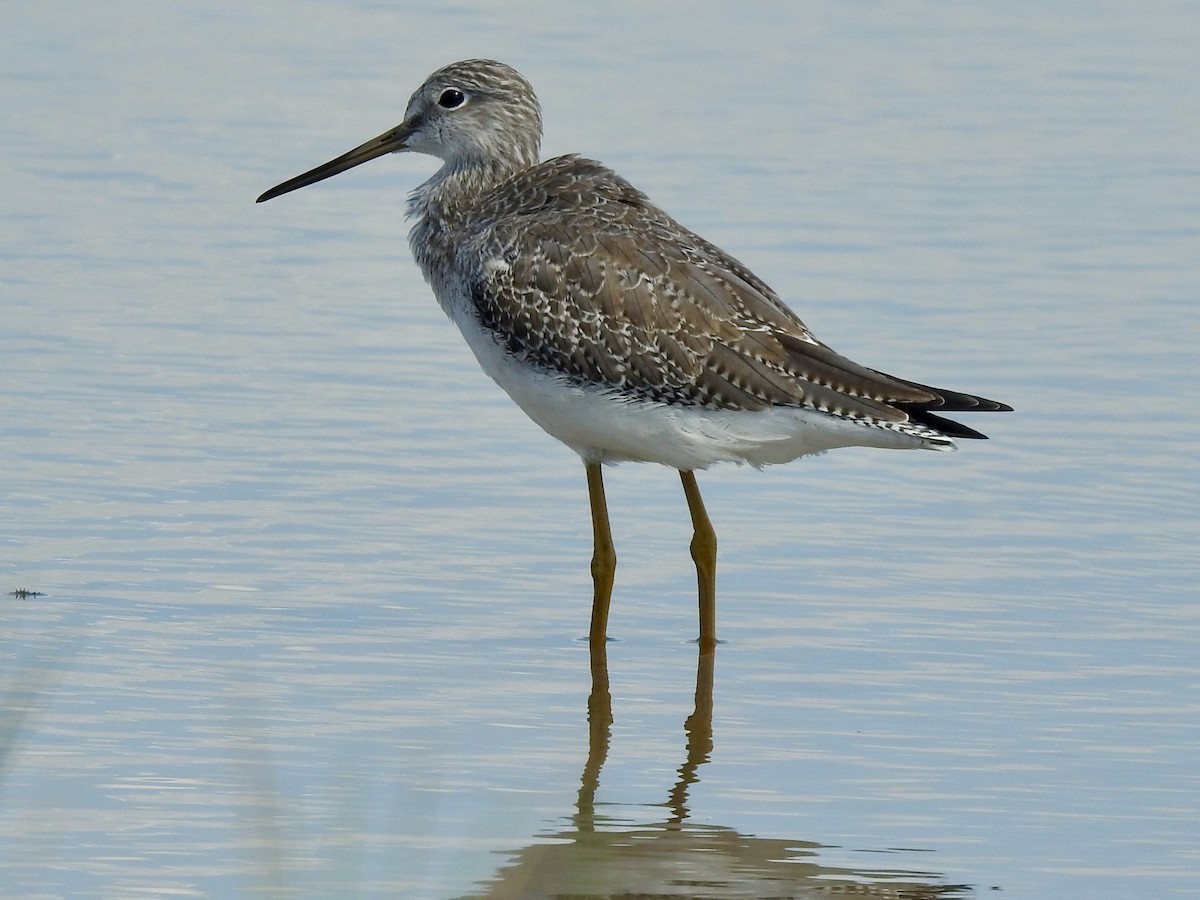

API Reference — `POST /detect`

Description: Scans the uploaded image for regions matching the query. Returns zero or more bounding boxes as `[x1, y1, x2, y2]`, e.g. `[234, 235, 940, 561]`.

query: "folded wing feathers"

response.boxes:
[467, 156, 1008, 437]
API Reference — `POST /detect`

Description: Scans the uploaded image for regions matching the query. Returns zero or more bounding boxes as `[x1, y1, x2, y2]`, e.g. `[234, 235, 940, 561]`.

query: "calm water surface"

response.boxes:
[3, 3, 1198, 898]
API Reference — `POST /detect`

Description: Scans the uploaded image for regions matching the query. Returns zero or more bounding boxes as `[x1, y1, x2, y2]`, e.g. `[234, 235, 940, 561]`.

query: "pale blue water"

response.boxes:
[3, 3, 1198, 898]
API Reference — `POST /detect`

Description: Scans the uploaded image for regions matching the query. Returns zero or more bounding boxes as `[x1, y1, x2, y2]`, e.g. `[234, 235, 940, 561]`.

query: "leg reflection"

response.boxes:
[667, 647, 715, 823]
[576, 638, 612, 827]
[575, 639, 716, 830]
[488, 642, 966, 897]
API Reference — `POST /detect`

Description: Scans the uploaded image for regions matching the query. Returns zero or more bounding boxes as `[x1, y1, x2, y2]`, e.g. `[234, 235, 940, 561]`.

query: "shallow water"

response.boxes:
[3, 2, 1198, 897]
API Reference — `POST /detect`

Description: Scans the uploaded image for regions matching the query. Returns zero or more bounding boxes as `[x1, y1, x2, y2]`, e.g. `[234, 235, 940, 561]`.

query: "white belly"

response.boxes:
[453, 317, 950, 470]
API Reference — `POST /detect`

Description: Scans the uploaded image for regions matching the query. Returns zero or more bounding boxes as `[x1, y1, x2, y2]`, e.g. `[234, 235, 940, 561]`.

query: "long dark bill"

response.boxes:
[256, 122, 412, 203]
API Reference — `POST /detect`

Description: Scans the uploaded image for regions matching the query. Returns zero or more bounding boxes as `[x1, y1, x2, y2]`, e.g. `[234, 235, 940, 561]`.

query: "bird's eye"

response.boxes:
[437, 88, 467, 109]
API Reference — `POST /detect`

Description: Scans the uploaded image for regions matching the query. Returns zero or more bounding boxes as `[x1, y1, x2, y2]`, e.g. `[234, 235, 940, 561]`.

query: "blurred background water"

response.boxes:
[2, 2, 1198, 897]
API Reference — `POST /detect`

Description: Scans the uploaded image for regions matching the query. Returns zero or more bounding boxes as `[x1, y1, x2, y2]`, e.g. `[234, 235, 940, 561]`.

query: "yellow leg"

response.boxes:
[586, 461, 615, 652]
[680, 470, 718, 651]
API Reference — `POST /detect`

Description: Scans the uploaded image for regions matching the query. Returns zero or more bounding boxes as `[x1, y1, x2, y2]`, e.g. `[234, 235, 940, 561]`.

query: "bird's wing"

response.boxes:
[465, 156, 1002, 431]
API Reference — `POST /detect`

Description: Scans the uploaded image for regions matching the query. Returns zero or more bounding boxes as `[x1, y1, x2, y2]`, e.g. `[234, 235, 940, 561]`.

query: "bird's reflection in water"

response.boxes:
[471, 644, 972, 899]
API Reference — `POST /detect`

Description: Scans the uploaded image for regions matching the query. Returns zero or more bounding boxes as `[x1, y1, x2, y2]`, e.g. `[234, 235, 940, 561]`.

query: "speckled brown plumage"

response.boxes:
[257, 58, 1011, 650]
[368, 61, 1010, 452]
[461, 154, 1006, 435]
[259, 59, 1009, 454]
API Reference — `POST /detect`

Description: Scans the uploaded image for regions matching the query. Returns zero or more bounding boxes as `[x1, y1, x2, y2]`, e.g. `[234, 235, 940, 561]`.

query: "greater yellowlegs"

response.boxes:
[257, 59, 1010, 652]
